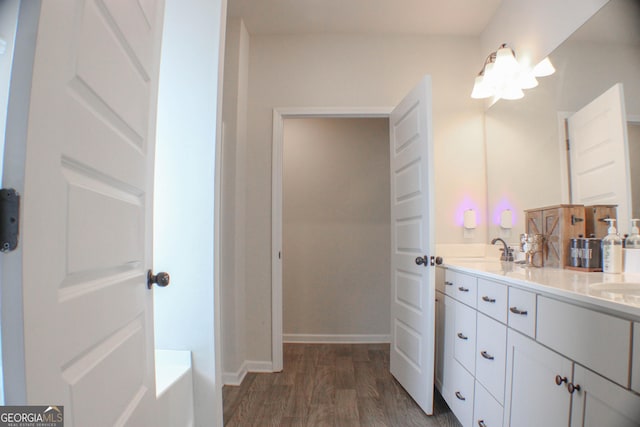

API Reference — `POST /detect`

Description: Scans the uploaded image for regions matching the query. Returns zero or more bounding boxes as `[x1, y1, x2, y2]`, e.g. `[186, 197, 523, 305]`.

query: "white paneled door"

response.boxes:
[10, 1, 164, 425]
[389, 76, 435, 414]
[568, 83, 631, 232]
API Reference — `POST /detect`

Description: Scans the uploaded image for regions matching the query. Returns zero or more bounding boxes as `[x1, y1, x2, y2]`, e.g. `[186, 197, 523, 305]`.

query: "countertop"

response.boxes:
[443, 257, 640, 320]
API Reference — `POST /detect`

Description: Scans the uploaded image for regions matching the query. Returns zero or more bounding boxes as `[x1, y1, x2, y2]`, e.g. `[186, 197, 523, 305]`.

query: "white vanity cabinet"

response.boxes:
[436, 265, 640, 427]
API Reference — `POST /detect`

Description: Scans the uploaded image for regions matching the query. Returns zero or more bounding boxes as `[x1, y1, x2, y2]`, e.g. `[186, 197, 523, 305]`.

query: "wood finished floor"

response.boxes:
[223, 343, 461, 427]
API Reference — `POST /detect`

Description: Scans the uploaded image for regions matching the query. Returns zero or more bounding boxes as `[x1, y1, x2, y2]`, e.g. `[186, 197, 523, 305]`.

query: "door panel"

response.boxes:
[389, 75, 435, 414]
[569, 83, 630, 232]
[10, 1, 164, 425]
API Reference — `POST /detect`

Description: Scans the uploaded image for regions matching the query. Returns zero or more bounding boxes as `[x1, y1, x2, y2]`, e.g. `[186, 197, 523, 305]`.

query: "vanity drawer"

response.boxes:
[537, 296, 631, 387]
[508, 287, 536, 338]
[477, 278, 507, 323]
[454, 299, 477, 374]
[449, 359, 475, 427]
[474, 380, 503, 427]
[475, 313, 507, 404]
[445, 270, 477, 307]
[633, 322, 640, 394]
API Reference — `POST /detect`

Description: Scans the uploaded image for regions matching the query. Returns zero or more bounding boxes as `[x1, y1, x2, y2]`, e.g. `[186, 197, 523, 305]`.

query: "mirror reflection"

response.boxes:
[485, 0, 640, 238]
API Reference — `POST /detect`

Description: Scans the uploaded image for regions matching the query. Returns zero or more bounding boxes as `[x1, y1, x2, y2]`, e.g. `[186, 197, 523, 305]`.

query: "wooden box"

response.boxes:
[525, 205, 586, 268]
[584, 205, 617, 238]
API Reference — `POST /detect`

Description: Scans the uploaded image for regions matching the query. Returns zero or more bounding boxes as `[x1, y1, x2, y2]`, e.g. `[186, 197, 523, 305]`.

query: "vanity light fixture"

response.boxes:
[471, 43, 555, 101]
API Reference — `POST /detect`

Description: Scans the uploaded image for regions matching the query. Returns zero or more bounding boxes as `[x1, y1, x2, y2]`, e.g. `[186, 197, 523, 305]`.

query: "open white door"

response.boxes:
[389, 76, 435, 414]
[568, 83, 631, 232]
[3, 1, 164, 425]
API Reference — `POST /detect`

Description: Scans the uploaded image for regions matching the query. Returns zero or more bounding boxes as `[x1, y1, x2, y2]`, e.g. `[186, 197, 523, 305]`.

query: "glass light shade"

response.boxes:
[494, 46, 520, 79]
[500, 84, 524, 100]
[471, 75, 493, 99]
[519, 71, 539, 89]
[533, 57, 555, 77]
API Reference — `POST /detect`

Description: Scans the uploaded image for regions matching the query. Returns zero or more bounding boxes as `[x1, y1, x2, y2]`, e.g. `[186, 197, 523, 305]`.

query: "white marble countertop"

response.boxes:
[443, 257, 640, 320]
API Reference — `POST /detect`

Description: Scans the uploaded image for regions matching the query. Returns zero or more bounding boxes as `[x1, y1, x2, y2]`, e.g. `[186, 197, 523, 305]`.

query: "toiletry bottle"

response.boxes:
[625, 219, 640, 248]
[602, 219, 623, 273]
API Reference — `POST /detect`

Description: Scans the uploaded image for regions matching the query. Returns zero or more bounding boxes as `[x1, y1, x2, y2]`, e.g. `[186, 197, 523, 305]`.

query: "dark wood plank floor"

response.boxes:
[223, 343, 461, 427]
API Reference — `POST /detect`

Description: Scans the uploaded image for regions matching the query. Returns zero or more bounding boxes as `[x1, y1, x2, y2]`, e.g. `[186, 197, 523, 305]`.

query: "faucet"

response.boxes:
[491, 237, 514, 262]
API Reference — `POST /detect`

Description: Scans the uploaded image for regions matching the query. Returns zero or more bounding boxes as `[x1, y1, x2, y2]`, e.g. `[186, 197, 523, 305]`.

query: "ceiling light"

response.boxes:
[532, 57, 556, 77]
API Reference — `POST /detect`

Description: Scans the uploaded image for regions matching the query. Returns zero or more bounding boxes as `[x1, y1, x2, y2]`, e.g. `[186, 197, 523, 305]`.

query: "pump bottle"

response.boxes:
[602, 218, 623, 274]
[626, 219, 640, 248]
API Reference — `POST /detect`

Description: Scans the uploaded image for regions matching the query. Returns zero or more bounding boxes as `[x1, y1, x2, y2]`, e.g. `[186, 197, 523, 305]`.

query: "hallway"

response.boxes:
[222, 343, 460, 426]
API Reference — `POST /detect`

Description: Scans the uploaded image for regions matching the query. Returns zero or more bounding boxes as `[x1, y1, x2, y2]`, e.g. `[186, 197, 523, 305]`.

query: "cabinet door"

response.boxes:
[504, 330, 572, 427]
[476, 313, 507, 404]
[435, 290, 445, 392]
[570, 365, 640, 427]
[454, 299, 477, 374]
[440, 296, 457, 402]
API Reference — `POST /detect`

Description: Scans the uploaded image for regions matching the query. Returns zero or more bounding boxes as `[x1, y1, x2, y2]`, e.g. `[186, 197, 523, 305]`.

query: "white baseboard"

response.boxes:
[222, 360, 274, 386]
[283, 334, 391, 344]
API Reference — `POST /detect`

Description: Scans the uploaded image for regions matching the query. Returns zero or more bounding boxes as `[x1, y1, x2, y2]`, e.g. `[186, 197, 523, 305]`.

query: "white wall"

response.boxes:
[242, 34, 485, 362]
[481, 0, 609, 68]
[283, 118, 390, 340]
[153, 0, 226, 425]
[220, 18, 249, 379]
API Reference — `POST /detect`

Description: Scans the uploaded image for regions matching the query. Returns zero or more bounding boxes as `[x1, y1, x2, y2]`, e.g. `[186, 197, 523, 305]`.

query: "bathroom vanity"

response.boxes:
[435, 259, 640, 427]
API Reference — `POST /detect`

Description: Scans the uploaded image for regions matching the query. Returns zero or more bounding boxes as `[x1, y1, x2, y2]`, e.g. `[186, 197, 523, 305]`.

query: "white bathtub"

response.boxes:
[155, 349, 194, 427]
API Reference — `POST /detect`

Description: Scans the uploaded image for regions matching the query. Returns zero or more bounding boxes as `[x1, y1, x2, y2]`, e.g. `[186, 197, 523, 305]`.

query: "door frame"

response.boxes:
[271, 107, 392, 371]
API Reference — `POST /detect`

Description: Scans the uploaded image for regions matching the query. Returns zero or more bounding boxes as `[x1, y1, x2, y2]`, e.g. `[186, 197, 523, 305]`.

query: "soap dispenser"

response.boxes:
[624, 219, 640, 273]
[626, 219, 640, 248]
[602, 218, 623, 274]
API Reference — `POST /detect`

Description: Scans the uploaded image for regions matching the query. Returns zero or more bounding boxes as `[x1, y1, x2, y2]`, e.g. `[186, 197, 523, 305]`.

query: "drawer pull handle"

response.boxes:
[510, 306, 528, 315]
[457, 332, 468, 340]
[567, 383, 581, 394]
[445, 281, 453, 286]
[482, 296, 496, 303]
[555, 375, 568, 386]
[478, 421, 488, 427]
[480, 351, 494, 360]
[455, 391, 466, 401]
[458, 286, 470, 292]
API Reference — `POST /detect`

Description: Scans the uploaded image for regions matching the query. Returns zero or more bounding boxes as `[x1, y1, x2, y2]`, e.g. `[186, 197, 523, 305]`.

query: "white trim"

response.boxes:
[221, 360, 274, 386]
[283, 334, 391, 344]
[271, 106, 393, 373]
[557, 111, 572, 203]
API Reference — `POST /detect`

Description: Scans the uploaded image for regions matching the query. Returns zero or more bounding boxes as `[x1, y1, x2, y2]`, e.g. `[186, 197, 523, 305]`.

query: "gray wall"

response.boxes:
[283, 118, 390, 339]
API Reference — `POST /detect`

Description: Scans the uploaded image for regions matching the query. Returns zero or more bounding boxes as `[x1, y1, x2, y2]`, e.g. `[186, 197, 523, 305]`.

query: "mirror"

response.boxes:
[485, 0, 640, 238]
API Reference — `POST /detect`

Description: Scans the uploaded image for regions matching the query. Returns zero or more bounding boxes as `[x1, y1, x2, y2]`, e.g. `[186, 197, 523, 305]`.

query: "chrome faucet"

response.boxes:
[491, 237, 514, 262]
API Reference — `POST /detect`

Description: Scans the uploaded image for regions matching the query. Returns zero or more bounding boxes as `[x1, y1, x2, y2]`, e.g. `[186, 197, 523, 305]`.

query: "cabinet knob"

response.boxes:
[455, 391, 466, 401]
[457, 332, 468, 340]
[555, 375, 568, 386]
[510, 306, 528, 316]
[478, 421, 488, 427]
[458, 286, 470, 292]
[482, 296, 496, 303]
[567, 382, 581, 394]
[445, 281, 453, 286]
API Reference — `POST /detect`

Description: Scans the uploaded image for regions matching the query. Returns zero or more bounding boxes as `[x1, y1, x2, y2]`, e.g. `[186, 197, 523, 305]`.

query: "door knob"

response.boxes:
[415, 256, 429, 266]
[147, 270, 170, 289]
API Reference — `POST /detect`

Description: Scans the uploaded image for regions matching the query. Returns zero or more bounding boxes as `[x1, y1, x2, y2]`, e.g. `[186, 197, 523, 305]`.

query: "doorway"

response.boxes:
[281, 117, 391, 345]
[271, 108, 391, 371]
